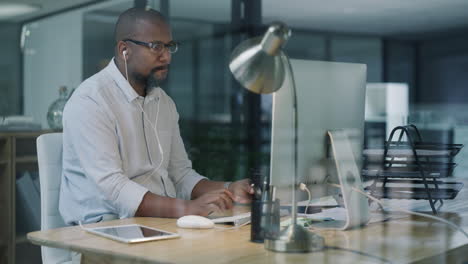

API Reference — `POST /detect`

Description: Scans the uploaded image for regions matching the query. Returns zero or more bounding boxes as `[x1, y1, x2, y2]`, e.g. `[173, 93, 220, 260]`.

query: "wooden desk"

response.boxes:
[28, 184, 468, 264]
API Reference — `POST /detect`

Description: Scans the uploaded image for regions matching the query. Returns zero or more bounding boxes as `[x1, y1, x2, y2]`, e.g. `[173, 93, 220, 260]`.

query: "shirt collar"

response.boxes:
[105, 58, 161, 103]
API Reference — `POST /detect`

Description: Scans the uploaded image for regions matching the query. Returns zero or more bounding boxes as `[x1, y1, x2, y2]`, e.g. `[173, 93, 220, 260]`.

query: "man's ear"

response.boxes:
[117, 41, 128, 59]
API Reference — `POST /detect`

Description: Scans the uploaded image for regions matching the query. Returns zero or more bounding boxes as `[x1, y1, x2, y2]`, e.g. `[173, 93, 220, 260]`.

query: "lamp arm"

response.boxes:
[280, 52, 299, 228]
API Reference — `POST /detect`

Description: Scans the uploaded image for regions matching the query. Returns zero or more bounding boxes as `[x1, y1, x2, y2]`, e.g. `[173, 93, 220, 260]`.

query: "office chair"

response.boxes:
[37, 133, 71, 264]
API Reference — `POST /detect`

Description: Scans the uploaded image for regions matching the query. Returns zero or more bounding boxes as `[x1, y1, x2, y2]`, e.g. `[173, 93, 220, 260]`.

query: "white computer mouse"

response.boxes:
[176, 215, 215, 229]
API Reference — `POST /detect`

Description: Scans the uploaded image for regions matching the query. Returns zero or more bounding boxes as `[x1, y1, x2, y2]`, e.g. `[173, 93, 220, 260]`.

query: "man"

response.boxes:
[59, 7, 253, 225]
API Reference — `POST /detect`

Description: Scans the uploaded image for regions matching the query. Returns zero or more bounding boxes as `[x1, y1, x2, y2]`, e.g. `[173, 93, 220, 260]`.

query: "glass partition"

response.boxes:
[3, 1, 468, 263]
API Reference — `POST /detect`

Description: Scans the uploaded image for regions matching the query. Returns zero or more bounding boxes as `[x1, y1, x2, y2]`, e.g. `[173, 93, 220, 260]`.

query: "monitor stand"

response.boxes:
[309, 129, 370, 230]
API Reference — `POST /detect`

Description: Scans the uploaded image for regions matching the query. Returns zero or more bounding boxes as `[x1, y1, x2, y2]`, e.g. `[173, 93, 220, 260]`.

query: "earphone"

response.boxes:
[122, 49, 129, 81]
[122, 48, 164, 172]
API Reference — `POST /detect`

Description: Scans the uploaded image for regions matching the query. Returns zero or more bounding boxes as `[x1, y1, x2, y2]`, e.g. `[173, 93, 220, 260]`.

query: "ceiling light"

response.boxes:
[0, 3, 40, 19]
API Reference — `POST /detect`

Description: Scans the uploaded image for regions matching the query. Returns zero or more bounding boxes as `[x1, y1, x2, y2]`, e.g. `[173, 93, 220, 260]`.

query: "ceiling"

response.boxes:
[262, 0, 468, 37]
[0, 0, 96, 21]
[2, 0, 468, 38]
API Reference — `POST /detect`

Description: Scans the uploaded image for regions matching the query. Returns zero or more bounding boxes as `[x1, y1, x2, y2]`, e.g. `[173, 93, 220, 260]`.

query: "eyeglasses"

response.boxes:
[123, 38, 179, 54]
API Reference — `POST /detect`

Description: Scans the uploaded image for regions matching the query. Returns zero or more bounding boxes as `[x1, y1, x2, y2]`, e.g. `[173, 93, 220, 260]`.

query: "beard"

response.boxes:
[134, 65, 169, 93]
[146, 73, 162, 92]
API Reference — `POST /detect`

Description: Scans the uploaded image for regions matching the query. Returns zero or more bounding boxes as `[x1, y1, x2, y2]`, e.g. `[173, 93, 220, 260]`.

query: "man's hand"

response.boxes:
[187, 189, 235, 216]
[228, 179, 254, 204]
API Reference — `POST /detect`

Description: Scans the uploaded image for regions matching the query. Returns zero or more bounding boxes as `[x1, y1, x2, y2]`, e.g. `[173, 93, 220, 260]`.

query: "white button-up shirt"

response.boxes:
[59, 59, 206, 225]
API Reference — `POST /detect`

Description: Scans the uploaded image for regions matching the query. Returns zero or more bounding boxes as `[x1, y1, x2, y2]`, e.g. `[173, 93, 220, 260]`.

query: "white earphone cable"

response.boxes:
[137, 101, 164, 172]
[124, 53, 164, 171]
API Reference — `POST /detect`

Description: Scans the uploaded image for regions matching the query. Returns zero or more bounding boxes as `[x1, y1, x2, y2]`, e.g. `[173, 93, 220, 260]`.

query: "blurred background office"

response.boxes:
[1, 0, 468, 263]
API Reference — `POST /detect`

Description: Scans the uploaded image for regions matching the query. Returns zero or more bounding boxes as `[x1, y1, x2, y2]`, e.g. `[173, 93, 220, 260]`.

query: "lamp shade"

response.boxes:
[229, 22, 291, 94]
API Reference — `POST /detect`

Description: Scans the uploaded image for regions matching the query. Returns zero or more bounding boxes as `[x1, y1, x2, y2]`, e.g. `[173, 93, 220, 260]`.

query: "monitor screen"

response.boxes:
[270, 59, 367, 200]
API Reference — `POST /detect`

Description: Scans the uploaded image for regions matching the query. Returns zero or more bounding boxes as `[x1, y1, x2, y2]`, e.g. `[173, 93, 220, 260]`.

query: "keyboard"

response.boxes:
[209, 212, 251, 226]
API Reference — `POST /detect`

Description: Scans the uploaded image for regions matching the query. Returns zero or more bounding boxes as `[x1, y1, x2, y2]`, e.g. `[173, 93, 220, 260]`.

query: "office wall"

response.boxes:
[285, 32, 327, 61]
[284, 32, 383, 83]
[82, 13, 117, 80]
[168, 26, 242, 180]
[384, 41, 416, 102]
[0, 23, 21, 116]
[23, 0, 131, 129]
[330, 36, 382, 82]
[166, 39, 195, 119]
[23, 12, 83, 128]
[82, 1, 134, 80]
[418, 34, 468, 104]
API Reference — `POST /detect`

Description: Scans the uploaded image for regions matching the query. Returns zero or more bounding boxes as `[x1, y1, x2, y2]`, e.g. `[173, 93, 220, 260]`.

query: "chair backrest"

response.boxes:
[37, 133, 71, 263]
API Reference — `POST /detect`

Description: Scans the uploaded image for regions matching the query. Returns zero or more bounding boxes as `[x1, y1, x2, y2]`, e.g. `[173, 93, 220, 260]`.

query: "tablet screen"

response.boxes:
[87, 224, 179, 243]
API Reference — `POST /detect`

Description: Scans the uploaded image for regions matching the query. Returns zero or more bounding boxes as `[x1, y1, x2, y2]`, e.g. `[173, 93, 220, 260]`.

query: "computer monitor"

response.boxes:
[270, 59, 367, 199]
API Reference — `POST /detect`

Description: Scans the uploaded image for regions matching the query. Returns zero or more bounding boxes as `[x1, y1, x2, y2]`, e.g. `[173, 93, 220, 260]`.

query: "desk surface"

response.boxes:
[29, 182, 468, 264]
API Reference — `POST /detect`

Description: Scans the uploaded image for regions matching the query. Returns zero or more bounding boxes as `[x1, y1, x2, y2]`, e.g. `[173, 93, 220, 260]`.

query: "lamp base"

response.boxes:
[264, 224, 325, 253]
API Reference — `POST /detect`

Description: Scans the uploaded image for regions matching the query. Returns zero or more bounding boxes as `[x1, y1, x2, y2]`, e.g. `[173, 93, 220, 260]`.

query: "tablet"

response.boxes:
[83, 224, 180, 243]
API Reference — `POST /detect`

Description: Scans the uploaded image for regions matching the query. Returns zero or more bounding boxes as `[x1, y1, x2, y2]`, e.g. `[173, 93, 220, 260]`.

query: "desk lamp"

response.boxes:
[229, 22, 325, 252]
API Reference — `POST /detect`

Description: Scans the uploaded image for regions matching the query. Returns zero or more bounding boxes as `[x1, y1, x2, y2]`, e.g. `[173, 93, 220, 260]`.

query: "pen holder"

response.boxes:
[251, 199, 280, 243]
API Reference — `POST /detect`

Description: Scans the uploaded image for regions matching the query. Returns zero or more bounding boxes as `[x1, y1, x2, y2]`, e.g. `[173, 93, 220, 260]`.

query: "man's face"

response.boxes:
[128, 20, 172, 88]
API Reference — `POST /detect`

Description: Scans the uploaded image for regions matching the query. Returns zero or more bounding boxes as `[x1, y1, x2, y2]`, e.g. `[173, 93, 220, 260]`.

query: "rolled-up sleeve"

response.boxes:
[64, 95, 148, 218]
[167, 110, 206, 200]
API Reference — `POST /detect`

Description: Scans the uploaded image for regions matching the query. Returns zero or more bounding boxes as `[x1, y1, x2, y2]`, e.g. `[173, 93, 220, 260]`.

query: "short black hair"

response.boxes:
[114, 7, 168, 43]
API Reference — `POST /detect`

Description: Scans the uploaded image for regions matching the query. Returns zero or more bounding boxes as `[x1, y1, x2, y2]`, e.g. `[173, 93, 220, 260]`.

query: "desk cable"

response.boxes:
[324, 245, 393, 264]
[328, 183, 468, 240]
[299, 182, 466, 263]
[78, 221, 87, 231]
[299, 183, 312, 214]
